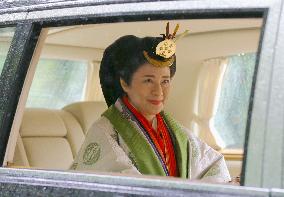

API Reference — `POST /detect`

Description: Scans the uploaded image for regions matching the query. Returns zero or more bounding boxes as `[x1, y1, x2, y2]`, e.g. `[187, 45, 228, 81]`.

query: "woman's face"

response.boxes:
[121, 63, 171, 121]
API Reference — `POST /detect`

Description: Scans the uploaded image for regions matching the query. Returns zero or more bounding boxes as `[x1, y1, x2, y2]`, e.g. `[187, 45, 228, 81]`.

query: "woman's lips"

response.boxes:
[148, 100, 162, 105]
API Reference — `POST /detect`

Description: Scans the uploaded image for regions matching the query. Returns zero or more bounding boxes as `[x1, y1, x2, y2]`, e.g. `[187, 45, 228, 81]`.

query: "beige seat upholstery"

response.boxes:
[63, 101, 108, 134]
[16, 108, 84, 169]
[13, 101, 107, 170]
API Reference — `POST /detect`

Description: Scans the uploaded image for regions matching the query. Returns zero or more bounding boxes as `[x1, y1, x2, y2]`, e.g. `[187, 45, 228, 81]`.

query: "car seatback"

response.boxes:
[63, 101, 108, 134]
[16, 108, 84, 169]
[13, 101, 107, 170]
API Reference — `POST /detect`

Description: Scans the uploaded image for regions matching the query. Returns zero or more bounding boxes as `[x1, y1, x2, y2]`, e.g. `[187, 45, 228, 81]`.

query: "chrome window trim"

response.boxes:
[0, 168, 269, 196]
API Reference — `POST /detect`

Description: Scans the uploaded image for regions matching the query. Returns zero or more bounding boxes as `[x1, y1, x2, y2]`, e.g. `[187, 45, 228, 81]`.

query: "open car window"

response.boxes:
[2, 18, 263, 185]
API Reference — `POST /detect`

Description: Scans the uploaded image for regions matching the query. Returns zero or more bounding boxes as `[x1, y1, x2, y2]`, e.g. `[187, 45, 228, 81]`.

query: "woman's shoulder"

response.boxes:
[86, 116, 116, 137]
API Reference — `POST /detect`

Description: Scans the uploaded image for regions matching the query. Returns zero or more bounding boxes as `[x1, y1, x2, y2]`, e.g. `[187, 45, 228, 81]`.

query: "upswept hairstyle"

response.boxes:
[99, 35, 176, 107]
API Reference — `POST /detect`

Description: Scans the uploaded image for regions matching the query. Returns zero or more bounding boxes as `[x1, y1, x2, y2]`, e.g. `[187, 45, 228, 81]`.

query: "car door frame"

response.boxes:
[0, 0, 283, 196]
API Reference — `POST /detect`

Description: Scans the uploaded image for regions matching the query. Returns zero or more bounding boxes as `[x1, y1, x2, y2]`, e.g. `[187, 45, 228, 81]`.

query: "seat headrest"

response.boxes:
[63, 101, 107, 133]
[20, 108, 67, 137]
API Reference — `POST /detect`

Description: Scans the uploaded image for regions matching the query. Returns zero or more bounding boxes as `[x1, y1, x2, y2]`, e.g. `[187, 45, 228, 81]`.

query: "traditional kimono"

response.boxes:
[71, 98, 231, 183]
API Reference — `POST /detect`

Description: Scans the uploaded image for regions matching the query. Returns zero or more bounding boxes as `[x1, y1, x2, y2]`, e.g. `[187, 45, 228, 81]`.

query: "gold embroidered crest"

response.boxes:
[156, 39, 176, 58]
[83, 142, 101, 165]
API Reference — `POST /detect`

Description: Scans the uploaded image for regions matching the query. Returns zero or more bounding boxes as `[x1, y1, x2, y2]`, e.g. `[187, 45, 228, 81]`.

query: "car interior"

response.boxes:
[0, 18, 263, 180]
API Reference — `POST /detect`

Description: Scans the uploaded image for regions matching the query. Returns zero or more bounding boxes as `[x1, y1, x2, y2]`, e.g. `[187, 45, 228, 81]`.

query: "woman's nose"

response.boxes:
[152, 83, 163, 96]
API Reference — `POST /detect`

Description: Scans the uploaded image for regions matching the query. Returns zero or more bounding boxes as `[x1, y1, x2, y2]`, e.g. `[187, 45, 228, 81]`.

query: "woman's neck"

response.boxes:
[144, 114, 155, 125]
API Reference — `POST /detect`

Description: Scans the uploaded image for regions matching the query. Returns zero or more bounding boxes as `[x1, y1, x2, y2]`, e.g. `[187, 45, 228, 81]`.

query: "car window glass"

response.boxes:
[26, 59, 88, 109]
[0, 27, 16, 75]
[213, 53, 256, 149]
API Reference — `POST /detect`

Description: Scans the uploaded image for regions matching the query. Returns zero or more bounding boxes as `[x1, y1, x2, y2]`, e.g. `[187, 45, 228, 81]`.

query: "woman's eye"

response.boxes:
[162, 79, 170, 84]
[144, 79, 152, 83]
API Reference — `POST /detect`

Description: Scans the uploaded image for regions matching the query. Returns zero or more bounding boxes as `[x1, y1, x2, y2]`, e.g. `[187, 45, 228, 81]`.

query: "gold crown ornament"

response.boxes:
[143, 22, 189, 67]
[156, 22, 179, 58]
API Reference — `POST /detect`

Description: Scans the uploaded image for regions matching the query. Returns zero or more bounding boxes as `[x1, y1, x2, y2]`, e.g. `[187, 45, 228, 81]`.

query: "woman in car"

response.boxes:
[71, 24, 231, 183]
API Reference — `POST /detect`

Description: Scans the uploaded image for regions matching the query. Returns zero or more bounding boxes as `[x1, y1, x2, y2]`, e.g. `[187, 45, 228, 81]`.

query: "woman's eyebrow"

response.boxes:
[143, 75, 155, 77]
[143, 75, 170, 78]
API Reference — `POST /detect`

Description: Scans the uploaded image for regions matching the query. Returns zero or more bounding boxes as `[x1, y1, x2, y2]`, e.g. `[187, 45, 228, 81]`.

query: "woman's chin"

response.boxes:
[149, 107, 163, 115]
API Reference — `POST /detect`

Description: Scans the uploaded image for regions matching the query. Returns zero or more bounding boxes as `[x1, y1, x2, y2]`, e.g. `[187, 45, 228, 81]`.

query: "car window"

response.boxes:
[0, 27, 16, 74]
[26, 58, 88, 109]
[213, 52, 256, 149]
[4, 17, 264, 187]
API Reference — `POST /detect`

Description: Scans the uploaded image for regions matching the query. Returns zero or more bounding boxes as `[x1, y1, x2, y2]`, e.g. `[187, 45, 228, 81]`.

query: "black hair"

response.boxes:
[99, 35, 176, 107]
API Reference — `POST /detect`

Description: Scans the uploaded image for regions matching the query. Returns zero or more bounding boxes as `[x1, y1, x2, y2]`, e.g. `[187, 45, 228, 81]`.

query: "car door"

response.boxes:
[0, 0, 283, 196]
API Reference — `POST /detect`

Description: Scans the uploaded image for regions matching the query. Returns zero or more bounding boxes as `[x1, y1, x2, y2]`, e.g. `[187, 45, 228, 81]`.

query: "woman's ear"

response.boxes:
[120, 78, 129, 93]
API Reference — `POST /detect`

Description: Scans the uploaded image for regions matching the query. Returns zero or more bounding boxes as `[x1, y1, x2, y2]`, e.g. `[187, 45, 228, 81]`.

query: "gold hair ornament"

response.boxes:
[143, 51, 175, 67]
[156, 22, 179, 58]
[143, 22, 189, 67]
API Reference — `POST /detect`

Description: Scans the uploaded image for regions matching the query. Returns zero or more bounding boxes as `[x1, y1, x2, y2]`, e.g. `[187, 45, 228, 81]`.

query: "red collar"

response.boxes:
[122, 96, 178, 177]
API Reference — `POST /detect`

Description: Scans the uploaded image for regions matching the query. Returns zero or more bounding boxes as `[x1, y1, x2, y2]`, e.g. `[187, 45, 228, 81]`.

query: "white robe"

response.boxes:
[71, 116, 231, 183]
